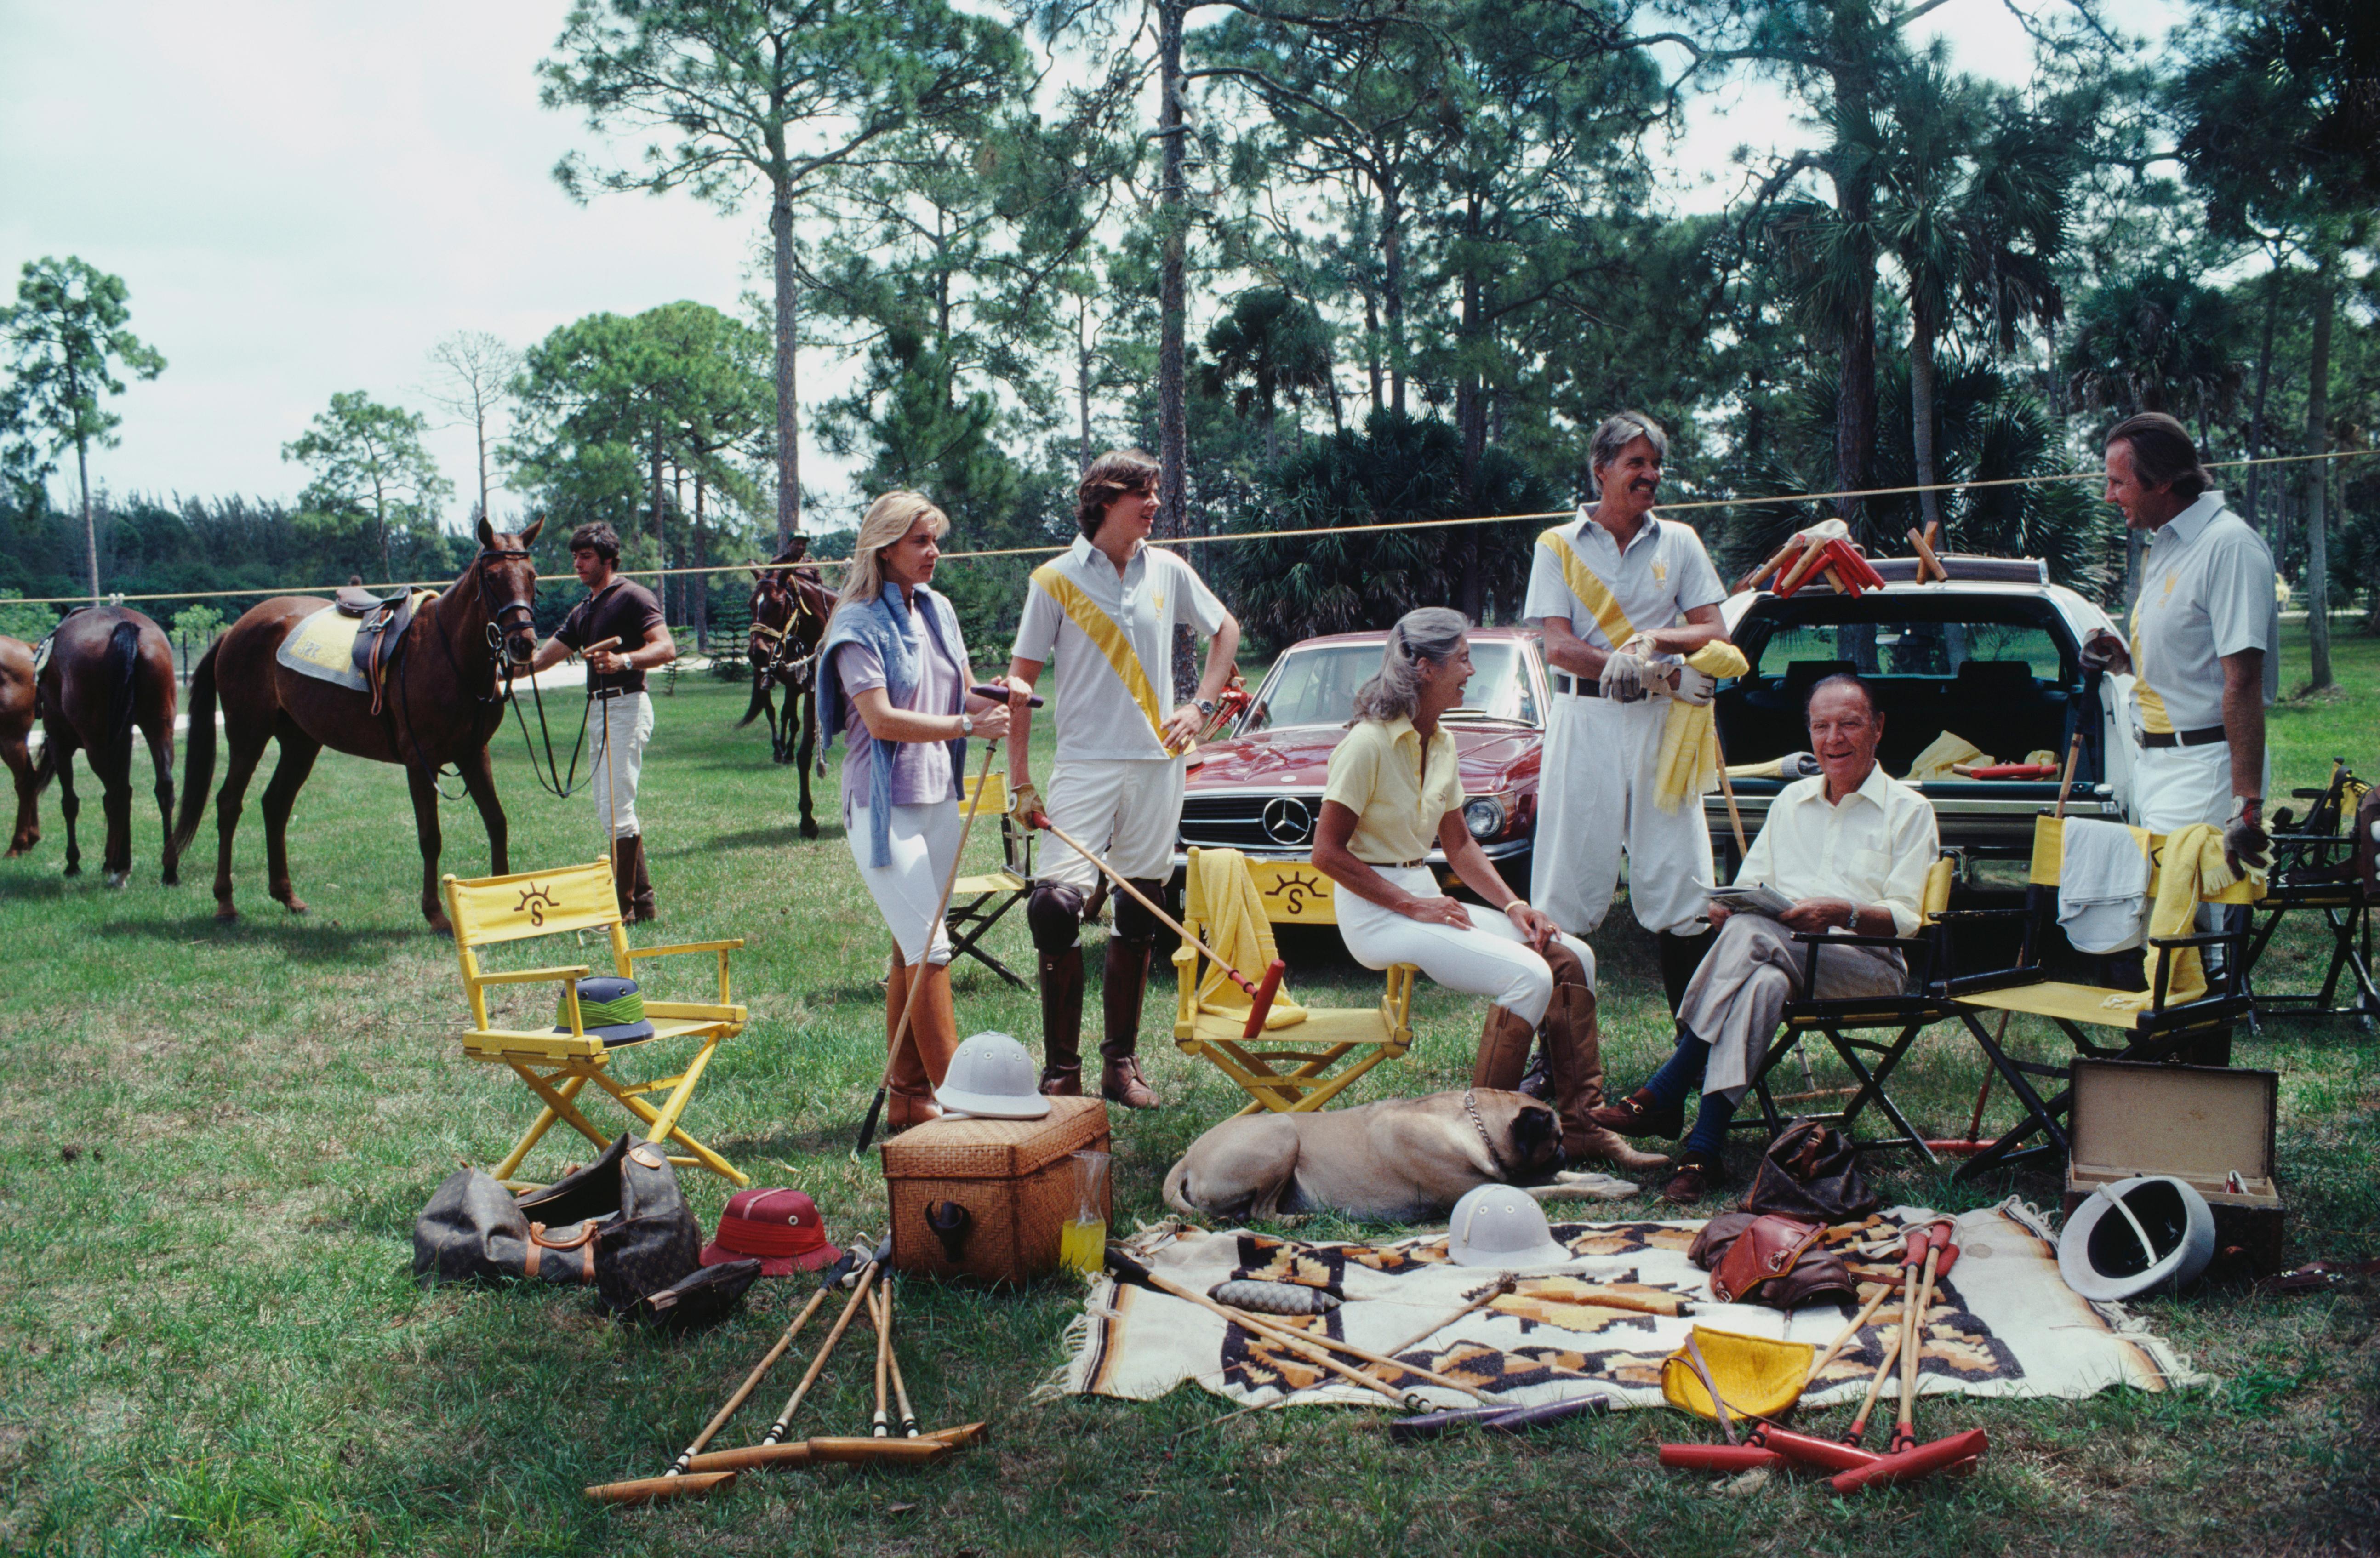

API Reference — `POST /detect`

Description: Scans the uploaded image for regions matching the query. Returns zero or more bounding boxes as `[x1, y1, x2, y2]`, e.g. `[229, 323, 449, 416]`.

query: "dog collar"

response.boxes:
[1462, 1089, 1512, 1181]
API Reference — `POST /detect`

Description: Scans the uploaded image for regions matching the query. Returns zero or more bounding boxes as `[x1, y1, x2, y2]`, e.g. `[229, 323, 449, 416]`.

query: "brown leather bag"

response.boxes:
[1741, 1119, 1878, 1223]
[1691, 1212, 1856, 1309]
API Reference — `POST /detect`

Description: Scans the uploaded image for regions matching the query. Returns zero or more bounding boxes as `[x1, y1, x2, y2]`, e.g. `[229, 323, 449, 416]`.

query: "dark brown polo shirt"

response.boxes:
[556, 576, 667, 695]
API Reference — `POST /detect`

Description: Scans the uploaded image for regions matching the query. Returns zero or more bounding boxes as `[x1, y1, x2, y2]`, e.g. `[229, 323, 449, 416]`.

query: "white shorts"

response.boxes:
[1530, 692, 1714, 936]
[847, 799, 959, 965]
[2132, 740, 2267, 833]
[1336, 865, 1596, 1027]
[589, 692, 654, 841]
[1039, 756, 1187, 891]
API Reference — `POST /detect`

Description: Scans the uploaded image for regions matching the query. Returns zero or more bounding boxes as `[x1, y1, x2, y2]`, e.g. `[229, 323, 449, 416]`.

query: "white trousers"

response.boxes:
[1039, 756, 1187, 891]
[1337, 865, 1596, 1027]
[2132, 740, 2267, 833]
[1531, 691, 1714, 936]
[847, 799, 959, 965]
[589, 692, 654, 841]
[1681, 913, 1905, 1103]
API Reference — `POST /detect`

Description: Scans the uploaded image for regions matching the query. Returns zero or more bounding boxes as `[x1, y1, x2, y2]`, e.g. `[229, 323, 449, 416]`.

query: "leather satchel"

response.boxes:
[1741, 1119, 1878, 1223]
[517, 1135, 702, 1315]
[1691, 1212, 1856, 1309]
[412, 1164, 616, 1287]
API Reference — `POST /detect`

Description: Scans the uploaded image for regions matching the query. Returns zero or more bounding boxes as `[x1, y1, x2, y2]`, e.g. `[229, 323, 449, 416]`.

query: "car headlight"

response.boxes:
[1463, 795, 1507, 840]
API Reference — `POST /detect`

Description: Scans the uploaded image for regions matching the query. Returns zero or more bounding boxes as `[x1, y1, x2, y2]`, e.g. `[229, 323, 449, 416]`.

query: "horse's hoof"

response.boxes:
[215, 903, 238, 922]
[103, 870, 129, 890]
[427, 913, 454, 936]
[161, 869, 179, 887]
[279, 897, 308, 915]
[63, 863, 80, 878]
[800, 821, 819, 839]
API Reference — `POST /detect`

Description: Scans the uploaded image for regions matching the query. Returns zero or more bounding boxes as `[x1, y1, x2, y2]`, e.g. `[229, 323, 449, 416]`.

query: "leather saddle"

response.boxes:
[349, 593, 421, 714]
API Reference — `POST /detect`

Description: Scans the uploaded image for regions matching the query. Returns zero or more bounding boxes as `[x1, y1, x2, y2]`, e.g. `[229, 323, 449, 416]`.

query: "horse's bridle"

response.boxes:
[475, 547, 540, 663]
[752, 572, 824, 688]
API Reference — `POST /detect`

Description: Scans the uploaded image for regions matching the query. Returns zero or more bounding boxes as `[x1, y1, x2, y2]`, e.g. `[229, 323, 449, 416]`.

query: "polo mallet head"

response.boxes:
[583, 1469, 738, 1506]
[1827, 1428, 1988, 1493]
[1749, 1423, 1880, 1473]
[969, 682, 1044, 708]
[1658, 1444, 1789, 1473]
[1238, 958, 1288, 1039]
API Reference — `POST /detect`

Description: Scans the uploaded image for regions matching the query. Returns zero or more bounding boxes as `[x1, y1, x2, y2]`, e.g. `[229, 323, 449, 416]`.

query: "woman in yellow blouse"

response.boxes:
[1311, 608, 1666, 1172]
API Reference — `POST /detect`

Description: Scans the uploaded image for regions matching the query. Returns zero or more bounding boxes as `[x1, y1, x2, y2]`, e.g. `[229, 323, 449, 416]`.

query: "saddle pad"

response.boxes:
[275, 593, 433, 692]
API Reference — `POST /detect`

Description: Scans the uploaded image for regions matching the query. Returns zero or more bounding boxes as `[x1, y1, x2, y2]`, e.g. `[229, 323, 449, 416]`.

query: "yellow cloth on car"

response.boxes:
[1906, 731, 1987, 782]
[2103, 822, 2237, 1011]
[1174, 848, 1306, 1029]
[1653, 641, 1751, 812]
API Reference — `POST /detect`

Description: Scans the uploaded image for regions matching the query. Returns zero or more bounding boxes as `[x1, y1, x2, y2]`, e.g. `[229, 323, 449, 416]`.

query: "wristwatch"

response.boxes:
[1195, 696, 1217, 716]
[959, 713, 976, 736]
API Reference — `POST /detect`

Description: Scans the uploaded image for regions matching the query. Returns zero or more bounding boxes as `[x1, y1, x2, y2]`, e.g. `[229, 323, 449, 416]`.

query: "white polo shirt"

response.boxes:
[2127, 490, 2280, 736]
[1012, 534, 1228, 761]
[1521, 509, 1726, 650]
[1738, 762, 1939, 937]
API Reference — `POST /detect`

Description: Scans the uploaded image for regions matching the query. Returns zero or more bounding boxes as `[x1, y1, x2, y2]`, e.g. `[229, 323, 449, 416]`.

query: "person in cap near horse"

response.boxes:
[526, 522, 675, 921]
[1524, 411, 1731, 1013]
[1588, 673, 1935, 1203]
[1310, 608, 1666, 1175]
[1005, 449, 1241, 1108]
[816, 491, 1014, 1132]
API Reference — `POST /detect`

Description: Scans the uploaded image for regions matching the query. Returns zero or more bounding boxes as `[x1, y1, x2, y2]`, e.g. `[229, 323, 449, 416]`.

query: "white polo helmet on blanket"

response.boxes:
[1447, 1184, 1575, 1268]
[2058, 1175, 2216, 1300]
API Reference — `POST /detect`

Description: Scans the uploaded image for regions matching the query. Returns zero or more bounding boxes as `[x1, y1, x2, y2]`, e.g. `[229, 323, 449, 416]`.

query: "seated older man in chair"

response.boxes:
[1587, 673, 1938, 1202]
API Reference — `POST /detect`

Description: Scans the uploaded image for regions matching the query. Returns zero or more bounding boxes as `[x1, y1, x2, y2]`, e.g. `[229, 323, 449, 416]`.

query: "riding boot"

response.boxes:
[627, 833, 656, 923]
[1657, 929, 1714, 1016]
[1515, 1047, 1552, 1101]
[1471, 1004, 1536, 1092]
[610, 835, 638, 921]
[890, 958, 959, 1133]
[1038, 947, 1086, 1096]
[1541, 980, 1669, 1172]
[1100, 935, 1160, 1108]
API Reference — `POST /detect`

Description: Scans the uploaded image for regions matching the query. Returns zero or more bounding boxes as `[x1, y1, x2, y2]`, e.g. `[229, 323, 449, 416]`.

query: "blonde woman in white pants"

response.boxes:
[1311, 607, 1666, 1174]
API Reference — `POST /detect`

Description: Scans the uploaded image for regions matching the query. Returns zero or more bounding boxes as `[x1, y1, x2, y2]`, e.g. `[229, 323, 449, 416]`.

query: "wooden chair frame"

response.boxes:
[1173, 847, 1416, 1114]
[945, 772, 1031, 989]
[1733, 855, 1961, 1164]
[443, 861, 750, 1192]
[1936, 816, 2256, 1181]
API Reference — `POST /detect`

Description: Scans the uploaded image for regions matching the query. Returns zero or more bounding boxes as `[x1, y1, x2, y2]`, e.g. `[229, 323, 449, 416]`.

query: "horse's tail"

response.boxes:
[171, 639, 220, 857]
[30, 724, 56, 793]
[735, 663, 770, 728]
[104, 621, 142, 761]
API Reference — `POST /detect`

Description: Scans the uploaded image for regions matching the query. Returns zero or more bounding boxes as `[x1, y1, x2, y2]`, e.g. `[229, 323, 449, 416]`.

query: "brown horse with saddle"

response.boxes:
[22, 607, 183, 886]
[173, 518, 544, 932]
[736, 539, 834, 837]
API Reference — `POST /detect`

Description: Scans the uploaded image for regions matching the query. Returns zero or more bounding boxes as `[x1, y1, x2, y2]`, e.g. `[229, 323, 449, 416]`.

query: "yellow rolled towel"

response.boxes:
[1654, 642, 1751, 813]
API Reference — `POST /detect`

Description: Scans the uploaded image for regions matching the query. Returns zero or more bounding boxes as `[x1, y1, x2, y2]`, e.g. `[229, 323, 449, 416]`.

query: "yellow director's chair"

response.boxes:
[1174, 847, 1416, 1114]
[443, 860, 749, 1191]
[1938, 815, 2260, 1181]
[944, 770, 1033, 988]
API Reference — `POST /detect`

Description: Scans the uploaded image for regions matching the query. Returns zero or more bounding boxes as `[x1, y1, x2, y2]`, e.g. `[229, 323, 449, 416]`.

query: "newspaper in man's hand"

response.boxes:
[1704, 882, 1795, 919]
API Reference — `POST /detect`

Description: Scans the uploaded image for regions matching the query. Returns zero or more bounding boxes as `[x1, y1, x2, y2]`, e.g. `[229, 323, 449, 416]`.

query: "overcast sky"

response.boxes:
[1, 0, 2180, 533]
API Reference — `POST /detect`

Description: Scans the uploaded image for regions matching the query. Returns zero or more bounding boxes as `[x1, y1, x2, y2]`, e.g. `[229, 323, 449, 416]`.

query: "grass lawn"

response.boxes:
[1, 625, 2375, 1557]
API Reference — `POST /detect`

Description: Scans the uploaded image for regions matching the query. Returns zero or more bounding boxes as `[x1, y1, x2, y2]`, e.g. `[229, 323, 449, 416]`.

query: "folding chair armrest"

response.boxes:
[2146, 930, 2242, 950]
[1787, 930, 1925, 950]
[472, 964, 594, 986]
[625, 940, 745, 959]
[1925, 907, 2028, 923]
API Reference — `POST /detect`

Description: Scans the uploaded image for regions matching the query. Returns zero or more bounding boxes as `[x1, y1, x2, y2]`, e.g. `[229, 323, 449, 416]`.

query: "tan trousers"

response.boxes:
[1679, 913, 1904, 1102]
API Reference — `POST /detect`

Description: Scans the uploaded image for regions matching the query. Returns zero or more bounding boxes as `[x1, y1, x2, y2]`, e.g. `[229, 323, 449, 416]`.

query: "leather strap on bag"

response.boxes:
[525, 1220, 599, 1284]
[1709, 1215, 1826, 1305]
[1030, 563, 1169, 742]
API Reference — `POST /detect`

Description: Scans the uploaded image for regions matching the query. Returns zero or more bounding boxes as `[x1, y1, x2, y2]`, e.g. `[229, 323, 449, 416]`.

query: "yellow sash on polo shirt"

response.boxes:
[2127, 594, 2175, 736]
[1538, 527, 1638, 648]
[1030, 563, 1170, 742]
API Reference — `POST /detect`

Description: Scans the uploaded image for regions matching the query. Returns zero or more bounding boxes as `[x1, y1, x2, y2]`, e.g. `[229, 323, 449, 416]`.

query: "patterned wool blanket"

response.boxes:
[1049, 1199, 2204, 1412]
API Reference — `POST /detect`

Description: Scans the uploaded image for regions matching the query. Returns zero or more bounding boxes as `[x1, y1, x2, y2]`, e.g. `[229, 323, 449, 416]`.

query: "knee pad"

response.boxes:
[1027, 881, 1088, 951]
[1112, 877, 1166, 944]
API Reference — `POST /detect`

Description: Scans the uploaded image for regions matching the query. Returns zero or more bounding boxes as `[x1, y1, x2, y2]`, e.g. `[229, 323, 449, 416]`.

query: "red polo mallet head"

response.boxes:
[1659, 1444, 1788, 1474]
[1828, 1428, 1988, 1493]
[1239, 958, 1288, 1039]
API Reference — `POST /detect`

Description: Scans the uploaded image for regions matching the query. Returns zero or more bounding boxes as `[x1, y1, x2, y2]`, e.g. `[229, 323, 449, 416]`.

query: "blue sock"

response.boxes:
[1683, 1090, 1738, 1158]
[1641, 1032, 1711, 1108]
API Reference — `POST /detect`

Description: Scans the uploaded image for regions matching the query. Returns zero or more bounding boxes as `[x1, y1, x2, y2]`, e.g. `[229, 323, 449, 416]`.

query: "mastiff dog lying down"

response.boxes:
[1161, 1089, 1642, 1223]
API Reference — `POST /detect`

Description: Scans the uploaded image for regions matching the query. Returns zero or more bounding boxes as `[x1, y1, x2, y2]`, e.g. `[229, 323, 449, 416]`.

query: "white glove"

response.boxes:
[1598, 651, 1649, 702]
[2224, 795, 2271, 876]
[1673, 664, 1717, 706]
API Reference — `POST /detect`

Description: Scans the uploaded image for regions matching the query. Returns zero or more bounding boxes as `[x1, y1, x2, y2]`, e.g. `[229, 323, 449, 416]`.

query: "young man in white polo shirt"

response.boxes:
[2080, 412, 2277, 864]
[1006, 450, 1242, 1107]
[1523, 411, 1731, 1013]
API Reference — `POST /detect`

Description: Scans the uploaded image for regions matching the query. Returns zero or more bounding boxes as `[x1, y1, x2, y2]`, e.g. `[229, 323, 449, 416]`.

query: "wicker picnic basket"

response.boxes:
[881, 1097, 1111, 1286]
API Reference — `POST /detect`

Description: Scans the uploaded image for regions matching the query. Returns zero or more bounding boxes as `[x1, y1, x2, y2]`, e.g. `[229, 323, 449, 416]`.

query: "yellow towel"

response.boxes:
[2105, 822, 2239, 1011]
[1653, 642, 1751, 813]
[1176, 849, 1307, 1029]
[1906, 731, 1988, 782]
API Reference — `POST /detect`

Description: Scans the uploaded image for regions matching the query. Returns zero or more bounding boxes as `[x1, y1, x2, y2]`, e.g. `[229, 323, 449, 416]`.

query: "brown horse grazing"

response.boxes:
[173, 518, 543, 931]
[0, 635, 42, 856]
[32, 606, 182, 887]
[735, 555, 834, 836]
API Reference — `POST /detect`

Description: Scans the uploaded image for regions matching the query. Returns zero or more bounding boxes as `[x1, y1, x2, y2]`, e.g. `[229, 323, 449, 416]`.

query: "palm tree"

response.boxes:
[1199, 289, 1337, 466]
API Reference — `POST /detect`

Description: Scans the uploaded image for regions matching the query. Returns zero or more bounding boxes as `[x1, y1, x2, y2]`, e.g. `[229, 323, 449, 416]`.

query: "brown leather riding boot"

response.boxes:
[1038, 947, 1086, 1096]
[610, 835, 638, 920]
[889, 959, 959, 1133]
[1100, 936, 1160, 1108]
[628, 833, 656, 923]
[1471, 1004, 1536, 1092]
[1541, 978, 1669, 1172]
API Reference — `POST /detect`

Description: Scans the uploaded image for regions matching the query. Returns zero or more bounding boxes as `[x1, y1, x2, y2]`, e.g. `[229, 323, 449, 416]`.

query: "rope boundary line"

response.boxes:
[19, 445, 2374, 609]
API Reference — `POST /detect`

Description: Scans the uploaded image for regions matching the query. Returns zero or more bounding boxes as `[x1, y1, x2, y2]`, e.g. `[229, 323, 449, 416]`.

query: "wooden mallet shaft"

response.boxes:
[1106, 1248, 1418, 1409]
[1805, 1282, 1896, 1387]
[1040, 816, 1286, 1039]
[2055, 727, 2085, 818]
[1897, 1240, 1943, 1447]
[1844, 1322, 1905, 1446]
[870, 1285, 892, 1439]
[757, 1255, 884, 1446]
[1381, 1275, 1518, 1358]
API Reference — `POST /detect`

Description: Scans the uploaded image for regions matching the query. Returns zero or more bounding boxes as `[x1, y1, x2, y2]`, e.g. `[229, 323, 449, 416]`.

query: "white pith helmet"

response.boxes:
[2058, 1175, 2216, 1300]
[1447, 1184, 1575, 1268]
[933, 1031, 1051, 1119]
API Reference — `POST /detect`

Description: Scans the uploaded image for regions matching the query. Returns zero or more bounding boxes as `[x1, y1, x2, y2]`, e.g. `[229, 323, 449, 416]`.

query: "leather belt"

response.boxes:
[590, 686, 639, 701]
[2135, 724, 2226, 749]
[1549, 671, 1605, 698]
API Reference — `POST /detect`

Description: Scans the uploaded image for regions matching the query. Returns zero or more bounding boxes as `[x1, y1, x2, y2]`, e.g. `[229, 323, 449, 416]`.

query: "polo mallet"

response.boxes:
[1747, 1422, 1883, 1473]
[1391, 1392, 1610, 1443]
[1039, 817, 1286, 1038]
[1829, 1427, 1989, 1492]
[683, 1423, 981, 1475]
[1804, 1282, 1896, 1387]
[582, 1247, 856, 1504]
[970, 682, 1043, 708]
[885, 1310, 922, 1438]
[1893, 1226, 1962, 1455]
[1381, 1274, 1518, 1358]
[740, 1236, 891, 1465]
[1659, 1443, 1789, 1473]
[1709, 723, 1750, 860]
[1105, 1246, 1427, 1410]
[870, 1284, 892, 1438]
[852, 743, 1002, 1158]
[1843, 1320, 1906, 1447]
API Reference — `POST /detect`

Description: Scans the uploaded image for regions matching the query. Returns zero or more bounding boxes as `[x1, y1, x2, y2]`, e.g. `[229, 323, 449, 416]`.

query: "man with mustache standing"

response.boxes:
[1524, 412, 1731, 1013]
